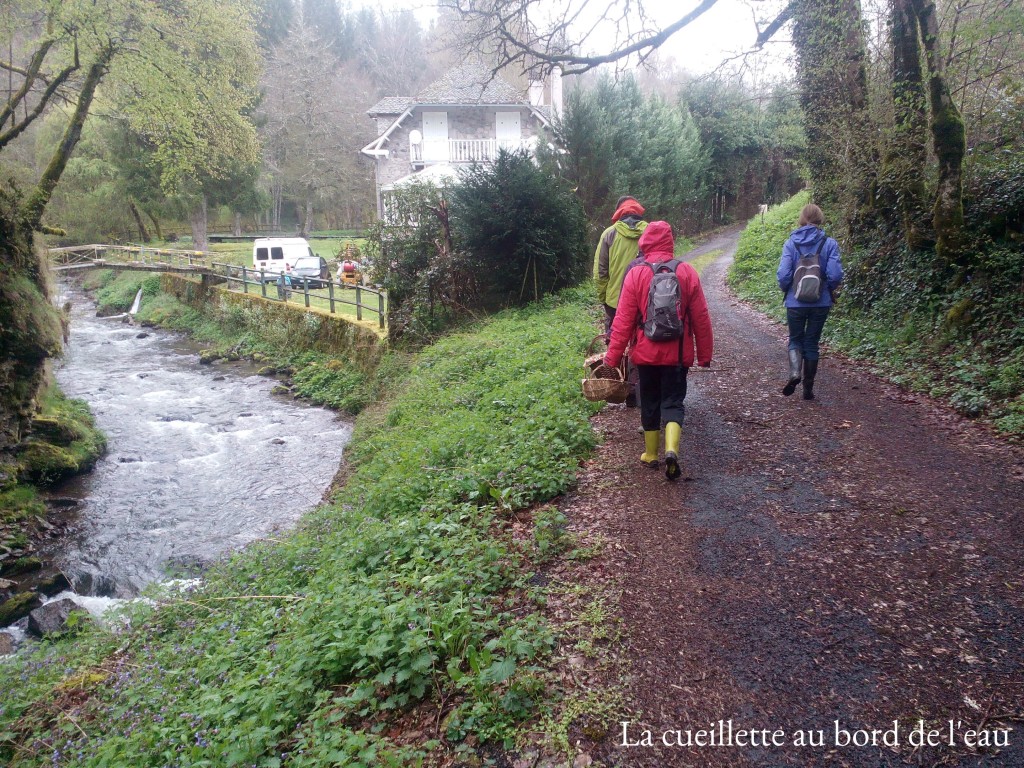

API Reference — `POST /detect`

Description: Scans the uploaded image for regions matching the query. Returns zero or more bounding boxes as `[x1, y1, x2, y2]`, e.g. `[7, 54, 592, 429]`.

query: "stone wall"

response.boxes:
[160, 274, 384, 375]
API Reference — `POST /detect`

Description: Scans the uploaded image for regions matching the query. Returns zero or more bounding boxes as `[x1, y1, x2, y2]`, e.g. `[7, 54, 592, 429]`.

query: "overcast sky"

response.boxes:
[354, 0, 795, 79]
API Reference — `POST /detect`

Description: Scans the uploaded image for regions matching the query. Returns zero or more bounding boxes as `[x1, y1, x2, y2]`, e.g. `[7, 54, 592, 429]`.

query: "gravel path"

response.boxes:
[558, 226, 1024, 768]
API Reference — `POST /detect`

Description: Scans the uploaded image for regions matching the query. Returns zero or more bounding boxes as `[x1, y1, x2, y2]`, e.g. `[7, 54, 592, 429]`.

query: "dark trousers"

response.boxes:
[787, 306, 830, 361]
[603, 303, 617, 338]
[637, 365, 688, 431]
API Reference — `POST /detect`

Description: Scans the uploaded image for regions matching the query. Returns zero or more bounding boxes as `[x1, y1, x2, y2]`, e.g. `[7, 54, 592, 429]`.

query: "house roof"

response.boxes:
[367, 96, 414, 116]
[414, 61, 524, 105]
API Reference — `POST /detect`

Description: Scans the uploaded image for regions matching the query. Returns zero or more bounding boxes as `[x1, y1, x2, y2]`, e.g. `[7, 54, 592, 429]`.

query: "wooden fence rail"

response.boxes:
[210, 262, 386, 329]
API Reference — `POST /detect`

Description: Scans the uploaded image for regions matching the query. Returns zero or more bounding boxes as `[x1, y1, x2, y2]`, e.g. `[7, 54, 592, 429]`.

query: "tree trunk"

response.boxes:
[272, 180, 282, 231]
[233, 211, 242, 237]
[300, 197, 313, 237]
[791, 0, 877, 239]
[145, 210, 163, 241]
[911, 0, 966, 268]
[884, 0, 931, 249]
[190, 195, 209, 251]
[128, 200, 151, 242]
[23, 52, 111, 230]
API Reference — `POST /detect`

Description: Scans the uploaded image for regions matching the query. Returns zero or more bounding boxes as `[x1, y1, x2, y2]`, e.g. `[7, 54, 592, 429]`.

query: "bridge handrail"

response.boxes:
[48, 244, 210, 269]
[210, 262, 387, 329]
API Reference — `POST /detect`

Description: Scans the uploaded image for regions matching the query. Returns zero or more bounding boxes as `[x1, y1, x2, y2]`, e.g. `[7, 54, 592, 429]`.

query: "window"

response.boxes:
[271, 247, 284, 260]
[256, 247, 269, 261]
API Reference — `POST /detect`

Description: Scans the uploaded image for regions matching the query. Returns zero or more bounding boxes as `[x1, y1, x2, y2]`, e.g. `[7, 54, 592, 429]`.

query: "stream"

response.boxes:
[43, 285, 351, 599]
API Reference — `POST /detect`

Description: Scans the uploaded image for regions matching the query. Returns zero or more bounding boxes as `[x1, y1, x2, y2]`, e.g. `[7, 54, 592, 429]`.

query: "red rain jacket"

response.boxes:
[604, 221, 714, 369]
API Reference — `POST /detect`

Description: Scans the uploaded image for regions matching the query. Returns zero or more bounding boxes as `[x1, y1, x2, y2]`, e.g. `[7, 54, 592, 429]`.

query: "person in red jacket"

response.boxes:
[604, 221, 714, 480]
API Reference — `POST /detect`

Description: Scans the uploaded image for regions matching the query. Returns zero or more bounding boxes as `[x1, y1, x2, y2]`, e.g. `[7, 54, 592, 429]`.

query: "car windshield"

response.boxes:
[293, 257, 319, 269]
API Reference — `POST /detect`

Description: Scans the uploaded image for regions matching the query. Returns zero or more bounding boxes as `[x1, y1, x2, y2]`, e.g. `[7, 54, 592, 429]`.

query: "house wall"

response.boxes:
[373, 105, 549, 193]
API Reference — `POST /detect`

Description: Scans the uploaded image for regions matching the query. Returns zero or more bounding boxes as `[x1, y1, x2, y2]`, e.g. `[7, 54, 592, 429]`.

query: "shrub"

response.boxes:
[368, 152, 589, 344]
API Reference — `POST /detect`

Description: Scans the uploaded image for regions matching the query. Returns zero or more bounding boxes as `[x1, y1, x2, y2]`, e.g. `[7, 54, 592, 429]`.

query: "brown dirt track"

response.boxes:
[556, 226, 1024, 768]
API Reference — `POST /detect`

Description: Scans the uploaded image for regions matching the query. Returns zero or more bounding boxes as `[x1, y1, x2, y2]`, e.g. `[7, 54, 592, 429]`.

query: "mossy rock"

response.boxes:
[29, 416, 80, 446]
[0, 591, 41, 624]
[17, 441, 83, 485]
[199, 349, 222, 364]
[2, 556, 42, 577]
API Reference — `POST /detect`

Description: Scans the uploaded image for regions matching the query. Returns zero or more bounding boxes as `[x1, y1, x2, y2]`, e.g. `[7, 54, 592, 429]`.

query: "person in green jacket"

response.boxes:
[594, 196, 648, 337]
[594, 196, 648, 408]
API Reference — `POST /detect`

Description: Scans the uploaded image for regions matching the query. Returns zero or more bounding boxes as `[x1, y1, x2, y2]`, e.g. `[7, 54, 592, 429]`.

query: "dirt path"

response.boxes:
[559, 226, 1024, 767]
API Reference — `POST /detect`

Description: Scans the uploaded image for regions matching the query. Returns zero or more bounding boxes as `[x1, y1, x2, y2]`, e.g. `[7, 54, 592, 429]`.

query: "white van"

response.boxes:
[252, 237, 316, 281]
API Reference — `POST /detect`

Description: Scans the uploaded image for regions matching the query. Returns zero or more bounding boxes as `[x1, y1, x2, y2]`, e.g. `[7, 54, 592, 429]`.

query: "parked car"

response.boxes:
[252, 237, 315, 281]
[289, 255, 330, 288]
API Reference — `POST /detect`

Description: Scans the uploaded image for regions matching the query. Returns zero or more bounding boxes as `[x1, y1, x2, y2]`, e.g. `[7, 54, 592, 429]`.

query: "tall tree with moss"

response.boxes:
[0, 0, 261, 454]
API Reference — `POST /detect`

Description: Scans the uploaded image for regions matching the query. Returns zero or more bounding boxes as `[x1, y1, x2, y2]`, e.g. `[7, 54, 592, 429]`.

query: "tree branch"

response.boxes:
[443, 0, 721, 76]
[755, 3, 793, 48]
[0, 62, 79, 151]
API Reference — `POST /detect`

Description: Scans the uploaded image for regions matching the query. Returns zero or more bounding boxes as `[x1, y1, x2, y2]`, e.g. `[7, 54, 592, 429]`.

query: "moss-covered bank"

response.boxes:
[1, 383, 106, 625]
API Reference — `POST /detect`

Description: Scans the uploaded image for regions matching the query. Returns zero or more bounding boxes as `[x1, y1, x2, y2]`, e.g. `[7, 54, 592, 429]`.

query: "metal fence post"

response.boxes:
[378, 292, 385, 329]
[260, 270, 267, 298]
[328, 280, 335, 313]
[242, 266, 248, 294]
[303, 279, 310, 307]
[355, 286, 362, 321]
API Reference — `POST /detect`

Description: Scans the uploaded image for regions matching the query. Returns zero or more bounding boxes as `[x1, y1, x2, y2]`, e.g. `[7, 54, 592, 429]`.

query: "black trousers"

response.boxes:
[637, 365, 688, 431]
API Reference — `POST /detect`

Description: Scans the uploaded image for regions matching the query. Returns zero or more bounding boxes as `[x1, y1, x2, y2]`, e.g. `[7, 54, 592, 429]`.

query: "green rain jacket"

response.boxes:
[593, 218, 648, 308]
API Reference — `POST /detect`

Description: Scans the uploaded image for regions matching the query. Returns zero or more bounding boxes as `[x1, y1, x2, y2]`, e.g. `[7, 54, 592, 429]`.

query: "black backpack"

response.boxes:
[793, 233, 827, 303]
[642, 259, 683, 341]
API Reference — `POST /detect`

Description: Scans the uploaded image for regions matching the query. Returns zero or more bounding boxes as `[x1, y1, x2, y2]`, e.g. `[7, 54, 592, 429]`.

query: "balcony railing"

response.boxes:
[411, 139, 525, 164]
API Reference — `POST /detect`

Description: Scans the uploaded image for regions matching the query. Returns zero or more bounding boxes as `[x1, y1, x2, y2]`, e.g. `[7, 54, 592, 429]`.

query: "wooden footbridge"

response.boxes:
[49, 243, 387, 329]
[49, 244, 210, 274]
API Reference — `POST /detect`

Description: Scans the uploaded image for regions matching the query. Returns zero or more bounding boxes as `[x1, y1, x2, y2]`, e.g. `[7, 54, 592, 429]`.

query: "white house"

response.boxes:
[361, 62, 562, 216]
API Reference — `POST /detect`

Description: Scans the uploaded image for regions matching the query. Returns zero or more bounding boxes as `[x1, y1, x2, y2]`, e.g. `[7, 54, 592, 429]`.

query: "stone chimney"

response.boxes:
[550, 68, 563, 119]
[528, 80, 544, 107]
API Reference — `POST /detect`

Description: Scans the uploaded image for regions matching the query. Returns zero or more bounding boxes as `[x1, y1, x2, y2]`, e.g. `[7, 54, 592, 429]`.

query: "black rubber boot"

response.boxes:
[802, 358, 819, 400]
[782, 349, 802, 396]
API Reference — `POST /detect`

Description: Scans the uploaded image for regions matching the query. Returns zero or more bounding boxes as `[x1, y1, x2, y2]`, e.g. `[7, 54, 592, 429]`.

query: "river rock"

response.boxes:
[37, 573, 72, 597]
[213, 376, 226, 382]
[28, 598, 91, 637]
[271, 385, 291, 395]
[136, 332, 150, 339]
[0, 631, 15, 655]
[270, 438, 286, 445]
[198, 350, 221, 364]
[1, 556, 42, 578]
[0, 592, 42, 625]
[46, 496, 81, 508]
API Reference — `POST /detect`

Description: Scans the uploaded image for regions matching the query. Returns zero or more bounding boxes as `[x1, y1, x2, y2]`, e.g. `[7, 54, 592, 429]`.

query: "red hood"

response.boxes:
[612, 199, 645, 222]
[638, 220, 675, 259]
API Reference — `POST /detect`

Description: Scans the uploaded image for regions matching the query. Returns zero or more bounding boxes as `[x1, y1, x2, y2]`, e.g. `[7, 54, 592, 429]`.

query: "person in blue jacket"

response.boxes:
[777, 203, 843, 400]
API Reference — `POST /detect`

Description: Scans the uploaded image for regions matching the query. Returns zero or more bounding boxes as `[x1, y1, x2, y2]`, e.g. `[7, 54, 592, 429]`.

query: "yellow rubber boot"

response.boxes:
[640, 430, 660, 467]
[664, 422, 682, 480]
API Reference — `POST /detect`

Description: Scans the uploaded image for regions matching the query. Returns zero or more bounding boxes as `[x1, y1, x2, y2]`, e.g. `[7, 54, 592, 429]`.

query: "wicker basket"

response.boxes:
[584, 334, 608, 373]
[582, 362, 630, 403]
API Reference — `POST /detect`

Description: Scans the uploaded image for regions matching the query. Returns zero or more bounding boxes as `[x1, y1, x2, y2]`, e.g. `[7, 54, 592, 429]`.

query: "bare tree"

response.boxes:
[438, 0, 722, 76]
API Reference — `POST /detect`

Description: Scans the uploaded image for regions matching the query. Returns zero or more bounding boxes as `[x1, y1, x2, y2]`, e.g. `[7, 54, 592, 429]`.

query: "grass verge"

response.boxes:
[0, 285, 605, 766]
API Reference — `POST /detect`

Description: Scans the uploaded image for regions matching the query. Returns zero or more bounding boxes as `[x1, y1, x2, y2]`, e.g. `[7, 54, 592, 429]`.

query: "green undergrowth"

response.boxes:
[729, 192, 1024, 437]
[0, 286, 604, 766]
